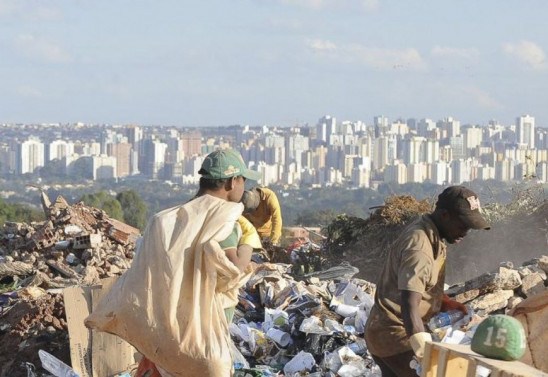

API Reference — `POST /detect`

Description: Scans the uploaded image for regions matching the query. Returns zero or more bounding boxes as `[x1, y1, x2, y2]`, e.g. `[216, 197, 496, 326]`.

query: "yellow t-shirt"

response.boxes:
[365, 215, 446, 357]
[243, 187, 282, 244]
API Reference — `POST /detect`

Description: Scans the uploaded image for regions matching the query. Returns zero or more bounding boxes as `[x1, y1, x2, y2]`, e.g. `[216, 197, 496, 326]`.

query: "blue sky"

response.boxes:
[1, 0, 547, 127]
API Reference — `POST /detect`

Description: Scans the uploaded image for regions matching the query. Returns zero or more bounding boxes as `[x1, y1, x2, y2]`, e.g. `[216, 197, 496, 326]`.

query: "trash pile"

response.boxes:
[230, 262, 379, 377]
[0, 192, 140, 377]
[0, 191, 547, 376]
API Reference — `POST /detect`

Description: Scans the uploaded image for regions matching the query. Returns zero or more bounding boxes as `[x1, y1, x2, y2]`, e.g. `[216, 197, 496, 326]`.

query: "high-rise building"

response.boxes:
[17, 137, 44, 174]
[48, 140, 75, 161]
[374, 116, 389, 137]
[107, 142, 132, 177]
[181, 131, 202, 157]
[516, 115, 535, 149]
[384, 161, 407, 184]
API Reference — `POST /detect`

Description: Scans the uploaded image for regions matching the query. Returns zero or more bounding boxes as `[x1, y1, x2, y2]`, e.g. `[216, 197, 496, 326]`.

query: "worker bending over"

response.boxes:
[241, 186, 282, 246]
[365, 186, 490, 377]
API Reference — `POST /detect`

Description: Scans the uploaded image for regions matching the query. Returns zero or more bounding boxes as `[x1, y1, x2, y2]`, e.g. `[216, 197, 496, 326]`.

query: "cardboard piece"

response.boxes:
[64, 284, 93, 377]
[64, 278, 137, 377]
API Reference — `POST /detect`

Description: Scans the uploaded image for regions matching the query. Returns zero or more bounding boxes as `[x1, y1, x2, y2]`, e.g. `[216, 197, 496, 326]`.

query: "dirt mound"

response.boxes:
[0, 293, 68, 377]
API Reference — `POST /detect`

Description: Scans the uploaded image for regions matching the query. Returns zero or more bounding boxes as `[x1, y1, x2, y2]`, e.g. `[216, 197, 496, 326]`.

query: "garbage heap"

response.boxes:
[228, 247, 548, 377]
[0, 192, 547, 376]
[0, 193, 140, 376]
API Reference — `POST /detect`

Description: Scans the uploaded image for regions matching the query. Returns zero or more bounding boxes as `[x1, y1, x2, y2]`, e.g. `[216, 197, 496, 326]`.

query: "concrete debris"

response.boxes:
[0, 193, 140, 376]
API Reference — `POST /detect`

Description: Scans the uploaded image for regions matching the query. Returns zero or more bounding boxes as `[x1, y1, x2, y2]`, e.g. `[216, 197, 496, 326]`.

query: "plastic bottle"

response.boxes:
[409, 356, 422, 376]
[428, 310, 465, 331]
[347, 338, 367, 355]
[38, 350, 79, 377]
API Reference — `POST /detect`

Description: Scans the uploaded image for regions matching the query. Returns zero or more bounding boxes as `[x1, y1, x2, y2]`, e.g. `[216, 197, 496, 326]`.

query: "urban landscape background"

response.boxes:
[1, 114, 546, 226]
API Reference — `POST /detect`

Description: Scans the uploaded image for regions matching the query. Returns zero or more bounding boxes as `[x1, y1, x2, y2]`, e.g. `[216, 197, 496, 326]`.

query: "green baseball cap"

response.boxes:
[199, 149, 261, 181]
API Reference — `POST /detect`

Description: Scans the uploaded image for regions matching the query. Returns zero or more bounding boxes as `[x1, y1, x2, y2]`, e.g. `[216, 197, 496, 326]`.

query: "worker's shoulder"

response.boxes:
[257, 186, 278, 199]
[398, 216, 436, 245]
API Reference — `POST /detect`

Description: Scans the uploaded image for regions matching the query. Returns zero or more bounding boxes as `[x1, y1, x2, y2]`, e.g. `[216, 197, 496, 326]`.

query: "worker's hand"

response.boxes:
[409, 332, 432, 359]
[441, 294, 468, 314]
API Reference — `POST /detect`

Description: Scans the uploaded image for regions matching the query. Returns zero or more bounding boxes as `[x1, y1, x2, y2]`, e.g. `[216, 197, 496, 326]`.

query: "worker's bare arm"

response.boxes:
[401, 290, 426, 336]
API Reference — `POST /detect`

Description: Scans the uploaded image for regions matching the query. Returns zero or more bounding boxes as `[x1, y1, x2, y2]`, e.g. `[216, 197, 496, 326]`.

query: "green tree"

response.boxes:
[79, 191, 124, 221]
[0, 198, 44, 225]
[116, 190, 148, 230]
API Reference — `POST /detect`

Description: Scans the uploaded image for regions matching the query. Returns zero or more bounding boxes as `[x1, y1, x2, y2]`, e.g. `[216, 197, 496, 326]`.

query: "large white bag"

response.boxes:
[85, 195, 248, 377]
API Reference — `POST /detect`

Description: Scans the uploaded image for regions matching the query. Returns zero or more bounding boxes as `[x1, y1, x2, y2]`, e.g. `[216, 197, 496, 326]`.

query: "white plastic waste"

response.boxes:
[266, 328, 291, 347]
[283, 351, 316, 375]
[38, 350, 79, 377]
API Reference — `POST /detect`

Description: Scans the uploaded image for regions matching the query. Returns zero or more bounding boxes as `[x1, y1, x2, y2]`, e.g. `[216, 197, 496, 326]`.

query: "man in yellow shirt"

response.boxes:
[241, 186, 283, 246]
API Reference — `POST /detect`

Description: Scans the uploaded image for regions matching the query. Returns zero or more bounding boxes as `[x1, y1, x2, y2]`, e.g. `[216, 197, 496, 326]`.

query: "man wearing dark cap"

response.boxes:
[365, 186, 490, 377]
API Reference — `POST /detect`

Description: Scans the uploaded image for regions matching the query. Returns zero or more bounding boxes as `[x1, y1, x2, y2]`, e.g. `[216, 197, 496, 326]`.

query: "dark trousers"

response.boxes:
[371, 350, 417, 377]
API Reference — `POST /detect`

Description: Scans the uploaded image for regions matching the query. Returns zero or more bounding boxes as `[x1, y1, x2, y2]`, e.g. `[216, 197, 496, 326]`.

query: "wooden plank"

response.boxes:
[422, 343, 434, 377]
[437, 348, 449, 377]
[446, 349, 471, 377]
[91, 277, 137, 377]
[422, 343, 548, 377]
[466, 359, 478, 377]
[63, 285, 92, 377]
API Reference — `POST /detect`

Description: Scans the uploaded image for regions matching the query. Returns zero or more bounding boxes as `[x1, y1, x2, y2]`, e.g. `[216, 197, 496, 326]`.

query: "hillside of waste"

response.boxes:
[0, 188, 546, 376]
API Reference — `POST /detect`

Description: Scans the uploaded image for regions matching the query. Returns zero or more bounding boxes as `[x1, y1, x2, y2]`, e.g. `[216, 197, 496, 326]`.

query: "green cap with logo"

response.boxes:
[199, 149, 261, 181]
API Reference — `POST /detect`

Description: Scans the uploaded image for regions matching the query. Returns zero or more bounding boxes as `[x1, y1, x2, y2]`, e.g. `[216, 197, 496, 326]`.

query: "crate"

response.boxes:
[421, 342, 548, 377]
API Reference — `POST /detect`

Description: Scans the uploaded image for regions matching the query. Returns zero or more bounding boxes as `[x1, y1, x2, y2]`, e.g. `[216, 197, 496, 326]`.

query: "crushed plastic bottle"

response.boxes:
[428, 310, 465, 331]
[409, 356, 422, 376]
[38, 350, 79, 377]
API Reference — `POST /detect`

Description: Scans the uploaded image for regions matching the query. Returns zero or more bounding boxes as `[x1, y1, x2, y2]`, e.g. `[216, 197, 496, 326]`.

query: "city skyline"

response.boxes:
[0, 1, 547, 127]
[2, 113, 548, 188]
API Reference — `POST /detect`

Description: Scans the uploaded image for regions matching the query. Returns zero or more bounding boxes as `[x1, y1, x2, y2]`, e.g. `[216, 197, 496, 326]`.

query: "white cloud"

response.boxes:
[307, 38, 337, 52]
[14, 34, 71, 63]
[502, 40, 546, 70]
[431, 46, 479, 60]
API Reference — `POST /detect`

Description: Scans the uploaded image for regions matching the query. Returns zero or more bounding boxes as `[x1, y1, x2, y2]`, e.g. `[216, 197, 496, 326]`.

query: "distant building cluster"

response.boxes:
[1, 114, 548, 188]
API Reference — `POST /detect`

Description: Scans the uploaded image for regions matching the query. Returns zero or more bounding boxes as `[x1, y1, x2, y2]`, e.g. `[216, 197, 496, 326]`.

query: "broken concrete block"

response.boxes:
[81, 265, 100, 286]
[519, 273, 546, 298]
[469, 289, 513, 313]
[518, 266, 533, 278]
[445, 272, 499, 303]
[497, 267, 522, 290]
[506, 296, 523, 311]
[538, 255, 548, 275]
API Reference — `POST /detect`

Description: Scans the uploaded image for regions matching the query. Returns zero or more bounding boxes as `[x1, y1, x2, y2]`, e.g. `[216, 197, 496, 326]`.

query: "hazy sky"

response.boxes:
[1, 1, 547, 127]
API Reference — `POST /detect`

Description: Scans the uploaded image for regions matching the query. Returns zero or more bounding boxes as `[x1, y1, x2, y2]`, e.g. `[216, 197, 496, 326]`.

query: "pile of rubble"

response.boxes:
[0, 192, 547, 376]
[0, 192, 140, 376]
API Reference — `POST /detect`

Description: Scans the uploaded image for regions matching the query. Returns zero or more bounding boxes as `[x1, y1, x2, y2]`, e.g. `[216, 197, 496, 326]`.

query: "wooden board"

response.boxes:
[421, 342, 548, 377]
